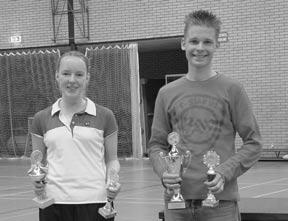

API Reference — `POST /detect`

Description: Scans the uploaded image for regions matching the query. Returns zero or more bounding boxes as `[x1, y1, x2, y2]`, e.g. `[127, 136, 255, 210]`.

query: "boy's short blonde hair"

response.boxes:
[184, 10, 222, 40]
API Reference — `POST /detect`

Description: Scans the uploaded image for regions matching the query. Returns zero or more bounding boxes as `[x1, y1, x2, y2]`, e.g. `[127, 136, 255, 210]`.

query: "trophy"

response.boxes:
[202, 150, 220, 207]
[27, 150, 54, 209]
[159, 132, 191, 209]
[98, 170, 120, 219]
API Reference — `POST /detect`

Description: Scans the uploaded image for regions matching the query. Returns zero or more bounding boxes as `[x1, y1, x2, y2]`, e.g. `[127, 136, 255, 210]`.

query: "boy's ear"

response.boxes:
[216, 41, 220, 48]
[181, 38, 186, 51]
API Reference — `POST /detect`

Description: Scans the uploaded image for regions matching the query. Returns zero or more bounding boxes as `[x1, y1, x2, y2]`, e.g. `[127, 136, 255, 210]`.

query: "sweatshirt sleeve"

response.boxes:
[215, 85, 262, 182]
[148, 89, 172, 178]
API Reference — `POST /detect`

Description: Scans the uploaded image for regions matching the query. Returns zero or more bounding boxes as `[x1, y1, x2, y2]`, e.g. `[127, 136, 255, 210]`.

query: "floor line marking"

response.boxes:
[0, 197, 31, 200]
[0, 176, 28, 179]
[239, 178, 288, 190]
[0, 211, 37, 221]
[253, 188, 288, 198]
[0, 190, 32, 197]
[0, 184, 31, 191]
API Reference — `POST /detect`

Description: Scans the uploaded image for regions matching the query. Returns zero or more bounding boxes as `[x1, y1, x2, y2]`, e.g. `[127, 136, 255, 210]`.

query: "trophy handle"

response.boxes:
[182, 150, 192, 174]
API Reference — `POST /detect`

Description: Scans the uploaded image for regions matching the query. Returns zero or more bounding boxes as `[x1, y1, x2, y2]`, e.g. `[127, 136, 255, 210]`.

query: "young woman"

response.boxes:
[30, 51, 120, 221]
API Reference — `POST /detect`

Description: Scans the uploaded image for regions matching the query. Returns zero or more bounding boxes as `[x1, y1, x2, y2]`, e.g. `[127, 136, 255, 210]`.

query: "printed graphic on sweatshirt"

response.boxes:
[170, 94, 226, 147]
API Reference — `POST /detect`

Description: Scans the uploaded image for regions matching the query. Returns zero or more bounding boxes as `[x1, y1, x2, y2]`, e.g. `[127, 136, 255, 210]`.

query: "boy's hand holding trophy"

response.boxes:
[159, 132, 192, 209]
[202, 150, 221, 207]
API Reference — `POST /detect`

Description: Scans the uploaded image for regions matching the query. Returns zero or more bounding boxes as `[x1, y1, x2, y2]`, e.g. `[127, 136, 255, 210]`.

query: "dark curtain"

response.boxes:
[0, 50, 60, 157]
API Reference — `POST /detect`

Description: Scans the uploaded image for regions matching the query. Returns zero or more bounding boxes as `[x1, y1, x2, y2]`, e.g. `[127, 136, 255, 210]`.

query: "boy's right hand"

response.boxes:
[161, 171, 182, 189]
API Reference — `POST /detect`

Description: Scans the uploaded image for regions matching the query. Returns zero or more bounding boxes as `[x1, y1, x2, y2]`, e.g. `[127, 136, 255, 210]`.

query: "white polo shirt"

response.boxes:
[31, 98, 118, 204]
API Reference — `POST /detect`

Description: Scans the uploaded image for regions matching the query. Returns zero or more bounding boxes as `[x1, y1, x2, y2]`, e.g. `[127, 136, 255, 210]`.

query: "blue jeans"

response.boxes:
[164, 199, 241, 221]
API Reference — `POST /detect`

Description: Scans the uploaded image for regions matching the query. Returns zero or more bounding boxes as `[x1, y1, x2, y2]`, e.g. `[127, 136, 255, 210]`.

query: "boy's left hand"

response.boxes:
[204, 173, 225, 194]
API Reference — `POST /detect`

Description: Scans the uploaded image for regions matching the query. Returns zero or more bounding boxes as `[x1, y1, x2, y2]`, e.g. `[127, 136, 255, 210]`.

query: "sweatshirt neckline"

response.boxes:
[184, 72, 220, 83]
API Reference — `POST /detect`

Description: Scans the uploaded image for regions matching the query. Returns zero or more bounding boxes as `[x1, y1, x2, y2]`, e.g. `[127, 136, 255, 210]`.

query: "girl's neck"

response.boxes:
[60, 97, 87, 114]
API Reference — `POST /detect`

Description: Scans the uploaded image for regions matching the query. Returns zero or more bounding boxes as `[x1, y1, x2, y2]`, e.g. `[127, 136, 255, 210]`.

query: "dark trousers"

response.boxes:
[39, 203, 114, 221]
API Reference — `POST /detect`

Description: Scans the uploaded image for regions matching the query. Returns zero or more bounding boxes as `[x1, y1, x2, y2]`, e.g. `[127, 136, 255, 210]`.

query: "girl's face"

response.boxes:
[55, 56, 90, 99]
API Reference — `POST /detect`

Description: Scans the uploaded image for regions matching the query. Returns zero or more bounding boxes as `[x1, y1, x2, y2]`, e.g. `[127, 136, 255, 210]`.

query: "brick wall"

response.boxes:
[0, 0, 52, 48]
[0, 0, 287, 149]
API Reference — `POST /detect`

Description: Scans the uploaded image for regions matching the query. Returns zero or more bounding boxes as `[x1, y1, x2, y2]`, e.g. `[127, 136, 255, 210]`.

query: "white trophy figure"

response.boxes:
[27, 150, 54, 209]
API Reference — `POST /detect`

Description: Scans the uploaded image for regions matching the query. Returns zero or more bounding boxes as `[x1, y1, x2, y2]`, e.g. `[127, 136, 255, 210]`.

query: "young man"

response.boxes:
[149, 10, 262, 221]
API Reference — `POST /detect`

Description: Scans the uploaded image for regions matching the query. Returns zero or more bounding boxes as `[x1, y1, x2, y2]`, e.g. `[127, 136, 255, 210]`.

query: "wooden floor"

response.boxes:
[0, 158, 288, 221]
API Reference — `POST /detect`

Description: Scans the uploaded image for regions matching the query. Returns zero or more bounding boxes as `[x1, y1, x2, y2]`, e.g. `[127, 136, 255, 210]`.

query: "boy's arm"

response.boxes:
[215, 86, 262, 182]
[148, 90, 171, 178]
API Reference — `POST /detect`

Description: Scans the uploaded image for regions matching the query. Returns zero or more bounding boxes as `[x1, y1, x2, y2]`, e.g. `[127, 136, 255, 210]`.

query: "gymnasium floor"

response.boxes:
[0, 158, 288, 221]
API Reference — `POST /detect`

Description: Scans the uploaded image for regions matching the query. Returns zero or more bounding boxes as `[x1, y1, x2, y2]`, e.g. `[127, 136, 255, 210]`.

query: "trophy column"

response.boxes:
[27, 150, 54, 209]
[159, 132, 191, 210]
[202, 150, 220, 208]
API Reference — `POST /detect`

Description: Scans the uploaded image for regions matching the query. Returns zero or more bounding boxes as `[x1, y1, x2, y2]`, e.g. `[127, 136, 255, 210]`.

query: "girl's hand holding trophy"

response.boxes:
[99, 169, 121, 219]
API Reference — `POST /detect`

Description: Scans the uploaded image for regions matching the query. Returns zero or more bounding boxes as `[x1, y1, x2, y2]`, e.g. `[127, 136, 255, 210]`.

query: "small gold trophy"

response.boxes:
[98, 170, 120, 219]
[202, 150, 220, 208]
[159, 132, 191, 210]
[27, 150, 54, 209]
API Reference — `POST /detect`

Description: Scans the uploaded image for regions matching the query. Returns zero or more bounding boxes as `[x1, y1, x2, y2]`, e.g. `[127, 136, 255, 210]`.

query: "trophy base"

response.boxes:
[98, 207, 117, 219]
[168, 201, 186, 210]
[202, 198, 219, 208]
[33, 197, 54, 209]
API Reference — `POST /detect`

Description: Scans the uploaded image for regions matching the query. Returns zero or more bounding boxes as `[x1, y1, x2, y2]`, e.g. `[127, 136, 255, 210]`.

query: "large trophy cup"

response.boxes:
[98, 170, 120, 219]
[202, 150, 220, 207]
[27, 150, 54, 209]
[159, 132, 191, 209]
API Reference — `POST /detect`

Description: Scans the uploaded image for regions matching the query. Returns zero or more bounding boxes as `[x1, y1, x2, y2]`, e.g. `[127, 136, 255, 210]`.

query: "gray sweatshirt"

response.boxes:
[148, 73, 262, 201]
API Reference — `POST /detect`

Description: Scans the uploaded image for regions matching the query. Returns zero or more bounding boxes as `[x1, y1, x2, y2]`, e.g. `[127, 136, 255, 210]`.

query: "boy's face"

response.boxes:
[181, 25, 219, 69]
